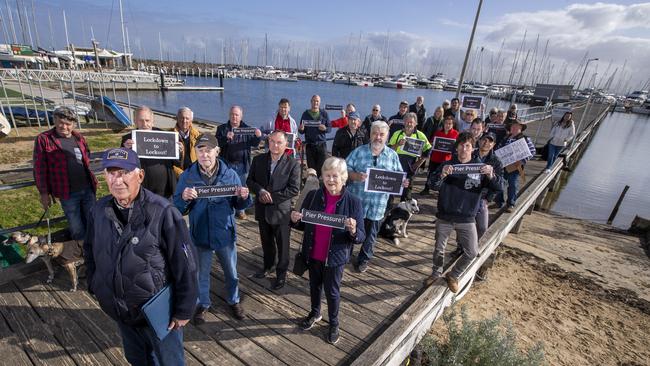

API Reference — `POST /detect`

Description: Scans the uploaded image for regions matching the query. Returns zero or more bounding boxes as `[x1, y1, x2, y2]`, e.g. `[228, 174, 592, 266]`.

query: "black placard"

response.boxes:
[432, 136, 455, 153]
[300, 209, 346, 229]
[302, 120, 321, 127]
[195, 184, 239, 198]
[364, 168, 405, 195]
[131, 130, 179, 160]
[325, 104, 343, 110]
[461, 95, 483, 109]
[486, 123, 505, 130]
[233, 127, 257, 136]
[388, 118, 404, 126]
[285, 133, 295, 149]
[451, 163, 485, 175]
[402, 137, 425, 156]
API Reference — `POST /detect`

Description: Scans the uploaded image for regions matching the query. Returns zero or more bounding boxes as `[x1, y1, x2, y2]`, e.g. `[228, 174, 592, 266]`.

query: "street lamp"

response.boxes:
[576, 58, 598, 93]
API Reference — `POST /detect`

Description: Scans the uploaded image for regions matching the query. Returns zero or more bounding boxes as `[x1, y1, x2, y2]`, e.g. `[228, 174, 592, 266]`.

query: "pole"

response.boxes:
[15, 74, 31, 126]
[118, 0, 129, 70]
[0, 78, 18, 135]
[455, 0, 483, 99]
[26, 76, 41, 128]
[35, 77, 50, 128]
[607, 185, 630, 225]
[68, 69, 80, 129]
[576, 58, 598, 93]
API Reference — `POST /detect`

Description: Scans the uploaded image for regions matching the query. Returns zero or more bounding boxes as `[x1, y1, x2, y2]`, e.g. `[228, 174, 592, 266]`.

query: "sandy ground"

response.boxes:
[430, 212, 650, 366]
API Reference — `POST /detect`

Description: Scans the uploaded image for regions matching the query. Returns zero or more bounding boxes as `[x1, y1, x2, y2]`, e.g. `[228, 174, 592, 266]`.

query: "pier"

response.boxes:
[0, 100, 614, 364]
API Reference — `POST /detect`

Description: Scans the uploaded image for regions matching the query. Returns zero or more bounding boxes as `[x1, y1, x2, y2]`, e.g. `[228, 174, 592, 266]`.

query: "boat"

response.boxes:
[377, 78, 415, 89]
[443, 80, 459, 91]
[631, 100, 650, 115]
[466, 84, 488, 95]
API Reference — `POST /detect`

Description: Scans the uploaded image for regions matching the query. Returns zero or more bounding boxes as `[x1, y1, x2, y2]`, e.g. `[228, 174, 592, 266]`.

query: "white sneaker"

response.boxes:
[543, 169, 551, 173]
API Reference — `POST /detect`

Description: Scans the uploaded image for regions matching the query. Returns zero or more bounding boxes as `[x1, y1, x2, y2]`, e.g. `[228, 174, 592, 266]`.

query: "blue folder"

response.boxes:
[141, 285, 173, 341]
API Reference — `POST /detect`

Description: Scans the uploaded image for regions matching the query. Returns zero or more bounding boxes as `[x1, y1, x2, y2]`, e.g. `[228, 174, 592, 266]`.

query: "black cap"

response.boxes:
[195, 133, 218, 149]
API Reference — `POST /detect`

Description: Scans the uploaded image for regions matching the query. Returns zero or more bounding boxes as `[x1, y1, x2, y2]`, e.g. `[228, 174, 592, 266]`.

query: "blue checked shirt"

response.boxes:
[346, 144, 403, 221]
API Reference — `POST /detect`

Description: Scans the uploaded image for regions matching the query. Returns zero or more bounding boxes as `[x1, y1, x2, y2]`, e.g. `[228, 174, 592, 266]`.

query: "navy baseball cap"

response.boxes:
[347, 111, 361, 120]
[102, 148, 140, 171]
[481, 132, 497, 142]
[195, 133, 218, 149]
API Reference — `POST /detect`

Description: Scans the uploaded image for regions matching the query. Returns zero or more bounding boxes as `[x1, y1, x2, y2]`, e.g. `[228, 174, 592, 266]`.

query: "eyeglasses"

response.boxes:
[372, 109, 379, 111]
[105, 169, 137, 180]
[490, 111, 497, 115]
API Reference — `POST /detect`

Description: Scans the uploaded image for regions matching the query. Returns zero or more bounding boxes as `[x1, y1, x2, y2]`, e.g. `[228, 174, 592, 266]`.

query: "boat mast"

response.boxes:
[118, 0, 130, 69]
[5, 0, 17, 43]
[455, 0, 483, 98]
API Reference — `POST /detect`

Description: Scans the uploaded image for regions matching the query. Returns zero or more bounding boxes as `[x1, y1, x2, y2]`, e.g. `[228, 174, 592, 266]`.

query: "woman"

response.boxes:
[544, 111, 576, 173]
[420, 115, 458, 195]
[422, 106, 445, 140]
[291, 157, 365, 345]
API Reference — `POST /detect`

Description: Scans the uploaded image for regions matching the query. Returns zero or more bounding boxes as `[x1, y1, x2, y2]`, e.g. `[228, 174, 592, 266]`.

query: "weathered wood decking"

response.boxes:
[0, 103, 610, 365]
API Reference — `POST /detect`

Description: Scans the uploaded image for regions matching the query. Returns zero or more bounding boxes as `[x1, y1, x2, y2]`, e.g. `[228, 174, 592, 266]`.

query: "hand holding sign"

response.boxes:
[344, 217, 357, 235]
[182, 187, 198, 202]
[480, 164, 494, 178]
[238, 186, 249, 199]
[226, 131, 234, 140]
[318, 124, 327, 132]
[442, 164, 453, 178]
[290, 210, 302, 223]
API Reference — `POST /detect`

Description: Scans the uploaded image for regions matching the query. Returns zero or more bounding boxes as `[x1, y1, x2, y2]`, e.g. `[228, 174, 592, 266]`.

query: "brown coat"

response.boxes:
[172, 125, 201, 177]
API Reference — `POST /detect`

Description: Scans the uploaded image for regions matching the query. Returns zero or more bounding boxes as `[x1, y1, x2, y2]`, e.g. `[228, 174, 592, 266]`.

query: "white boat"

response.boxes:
[378, 78, 415, 89]
[466, 84, 488, 95]
[631, 100, 650, 115]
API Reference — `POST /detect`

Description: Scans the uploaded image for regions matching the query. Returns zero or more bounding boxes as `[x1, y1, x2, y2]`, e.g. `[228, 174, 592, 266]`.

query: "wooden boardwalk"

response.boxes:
[0, 103, 610, 365]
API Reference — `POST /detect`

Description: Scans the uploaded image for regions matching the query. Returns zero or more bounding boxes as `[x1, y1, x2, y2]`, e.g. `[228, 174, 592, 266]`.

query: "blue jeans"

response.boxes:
[60, 187, 95, 240]
[356, 219, 380, 265]
[545, 144, 563, 170]
[117, 322, 185, 366]
[504, 170, 520, 207]
[196, 244, 240, 307]
[229, 162, 248, 215]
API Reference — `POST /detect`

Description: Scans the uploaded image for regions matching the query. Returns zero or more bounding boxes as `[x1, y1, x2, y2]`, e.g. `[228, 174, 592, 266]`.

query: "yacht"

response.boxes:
[378, 78, 415, 89]
[466, 84, 488, 95]
[632, 99, 650, 115]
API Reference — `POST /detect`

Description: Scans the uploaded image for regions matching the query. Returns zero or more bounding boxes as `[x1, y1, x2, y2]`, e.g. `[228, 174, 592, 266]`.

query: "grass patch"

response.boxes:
[0, 87, 24, 99]
[84, 129, 125, 151]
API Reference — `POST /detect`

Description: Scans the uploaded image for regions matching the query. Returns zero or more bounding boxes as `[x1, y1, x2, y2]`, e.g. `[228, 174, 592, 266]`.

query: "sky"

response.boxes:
[3, 0, 650, 92]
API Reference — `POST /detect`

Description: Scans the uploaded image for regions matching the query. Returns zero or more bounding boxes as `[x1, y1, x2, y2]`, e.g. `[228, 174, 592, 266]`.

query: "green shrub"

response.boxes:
[417, 305, 545, 366]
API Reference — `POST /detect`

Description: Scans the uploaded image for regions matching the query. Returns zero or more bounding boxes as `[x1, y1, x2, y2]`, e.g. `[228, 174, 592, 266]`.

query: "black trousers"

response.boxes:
[258, 220, 291, 279]
[305, 142, 327, 177]
[309, 260, 344, 327]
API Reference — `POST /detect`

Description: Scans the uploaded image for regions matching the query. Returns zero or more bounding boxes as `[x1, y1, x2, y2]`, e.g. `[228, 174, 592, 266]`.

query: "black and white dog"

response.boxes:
[379, 198, 420, 246]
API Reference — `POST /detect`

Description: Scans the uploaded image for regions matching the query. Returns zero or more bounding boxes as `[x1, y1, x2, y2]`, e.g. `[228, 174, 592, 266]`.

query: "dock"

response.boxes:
[0, 102, 612, 365]
[161, 86, 224, 91]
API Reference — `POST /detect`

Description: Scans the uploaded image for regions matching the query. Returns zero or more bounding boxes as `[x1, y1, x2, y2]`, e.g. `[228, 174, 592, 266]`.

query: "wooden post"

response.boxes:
[607, 185, 630, 225]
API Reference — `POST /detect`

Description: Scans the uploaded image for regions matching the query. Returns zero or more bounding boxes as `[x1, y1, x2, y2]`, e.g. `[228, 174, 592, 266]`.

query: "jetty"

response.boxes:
[0, 101, 614, 365]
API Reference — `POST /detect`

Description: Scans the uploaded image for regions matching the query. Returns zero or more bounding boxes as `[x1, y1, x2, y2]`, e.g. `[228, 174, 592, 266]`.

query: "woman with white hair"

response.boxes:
[291, 157, 365, 345]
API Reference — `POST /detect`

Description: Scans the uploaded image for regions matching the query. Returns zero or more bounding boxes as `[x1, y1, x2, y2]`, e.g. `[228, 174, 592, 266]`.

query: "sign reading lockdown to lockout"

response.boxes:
[432, 136, 456, 153]
[131, 130, 179, 159]
[364, 168, 406, 195]
[195, 184, 239, 198]
[402, 137, 425, 156]
[461, 95, 483, 110]
[300, 209, 346, 229]
[494, 138, 533, 167]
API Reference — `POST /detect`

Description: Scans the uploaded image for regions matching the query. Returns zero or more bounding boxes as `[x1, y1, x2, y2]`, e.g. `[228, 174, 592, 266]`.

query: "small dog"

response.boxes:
[11, 232, 84, 291]
[379, 198, 420, 246]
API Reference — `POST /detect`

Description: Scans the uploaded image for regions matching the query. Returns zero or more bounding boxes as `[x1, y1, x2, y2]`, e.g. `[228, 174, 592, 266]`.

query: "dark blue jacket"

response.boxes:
[429, 156, 503, 223]
[294, 187, 365, 267]
[84, 189, 198, 326]
[299, 109, 331, 144]
[173, 159, 252, 250]
[215, 121, 261, 173]
[473, 149, 505, 202]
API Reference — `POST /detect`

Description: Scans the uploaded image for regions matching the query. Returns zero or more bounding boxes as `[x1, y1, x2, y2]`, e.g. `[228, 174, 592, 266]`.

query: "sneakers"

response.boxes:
[445, 273, 459, 293]
[327, 325, 340, 344]
[230, 302, 245, 320]
[300, 312, 322, 330]
[252, 267, 274, 279]
[505, 205, 515, 213]
[422, 274, 440, 287]
[357, 261, 369, 273]
[193, 306, 209, 325]
[236, 211, 247, 220]
[543, 168, 551, 173]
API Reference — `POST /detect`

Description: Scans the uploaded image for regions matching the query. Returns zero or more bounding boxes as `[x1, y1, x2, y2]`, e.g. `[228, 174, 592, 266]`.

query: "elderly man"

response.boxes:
[216, 105, 262, 219]
[409, 96, 426, 130]
[332, 111, 368, 159]
[122, 106, 178, 197]
[362, 104, 387, 136]
[346, 121, 407, 273]
[84, 147, 197, 365]
[299, 95, 331, 177]
[388, 100, 409, 137]
[444, 97, 461, 123]
[173, 106, 201, 176]
[487, 109, 508, 145]
[457, 108, 477, 132]
[33, 106, 97, 241]
[247, 131, 301, 290]
[174, 134, 252, 323]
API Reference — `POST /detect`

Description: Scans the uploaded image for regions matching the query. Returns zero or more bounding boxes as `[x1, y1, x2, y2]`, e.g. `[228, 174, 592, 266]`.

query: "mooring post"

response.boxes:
[607, 185, 630, 225]
[219, 70, 224, 88]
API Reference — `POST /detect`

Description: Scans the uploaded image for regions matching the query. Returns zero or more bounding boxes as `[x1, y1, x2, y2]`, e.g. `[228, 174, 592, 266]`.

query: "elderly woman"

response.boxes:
[544, 111, 576, 173]
[422, 106, 445, 140]
[291, 157, 365, 345]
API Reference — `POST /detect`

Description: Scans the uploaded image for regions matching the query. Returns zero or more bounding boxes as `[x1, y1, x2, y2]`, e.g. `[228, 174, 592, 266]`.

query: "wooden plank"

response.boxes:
[0, 312, 33, 366]
[182, 324, 246, 366]
[0, 282, 75, 366]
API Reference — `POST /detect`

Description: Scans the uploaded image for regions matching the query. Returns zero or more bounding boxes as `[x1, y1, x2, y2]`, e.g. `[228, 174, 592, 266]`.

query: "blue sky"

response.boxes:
[4, 1, 650, 91]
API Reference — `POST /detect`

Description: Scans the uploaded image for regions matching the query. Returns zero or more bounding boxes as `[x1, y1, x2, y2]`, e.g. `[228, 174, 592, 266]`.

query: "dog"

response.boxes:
[11, 232, 84, 291]
[379, 198, 420, 246]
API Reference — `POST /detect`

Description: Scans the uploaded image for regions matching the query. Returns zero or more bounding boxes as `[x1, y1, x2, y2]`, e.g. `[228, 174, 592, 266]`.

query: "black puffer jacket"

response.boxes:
[84, 188, 197, 326]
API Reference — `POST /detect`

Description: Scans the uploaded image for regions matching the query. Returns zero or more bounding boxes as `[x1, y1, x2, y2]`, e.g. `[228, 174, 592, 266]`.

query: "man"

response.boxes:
[441, 99, 451, 113]
[174, 134, 252, 323]
[388, 100, 409, 137]
[299, 95, 331, 177]
[362, 104, 387, 136]
[332, 112, 368, 159]
[346, 121, 407, 273]
[247, 131, 301, 290]
[33, 106, 97, 241]
[409, 96, 426, 130]
[443, 97, 461, 125]
[173, 106, 201, 177]
[216, 105, 262, 219]
[122, 106, 178, 198]
[424, 132, 501, 292]
[484, 107, 498, 124]
[487, 109, 508, 146]
[263, 98, 298, 157]
[473, 132, 503, 239]
[84, 147, 197, 365]
[388, 112, 432, 201]
[457, 108, 477, 132]
[469, 119, 484, 146]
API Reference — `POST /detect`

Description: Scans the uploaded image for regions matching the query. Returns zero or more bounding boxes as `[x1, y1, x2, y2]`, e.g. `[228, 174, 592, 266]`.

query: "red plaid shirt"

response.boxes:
[33, 128, 97, 200]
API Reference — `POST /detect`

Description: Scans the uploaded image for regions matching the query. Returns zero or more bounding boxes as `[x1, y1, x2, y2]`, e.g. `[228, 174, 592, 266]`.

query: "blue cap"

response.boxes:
[481, 132, 497, 142]
[102, 148, 140, 171]
[347, 111, 361, 120]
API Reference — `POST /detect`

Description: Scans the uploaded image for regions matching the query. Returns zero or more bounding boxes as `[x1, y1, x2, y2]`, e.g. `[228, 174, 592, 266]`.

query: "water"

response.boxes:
[550, 111, 650, 228]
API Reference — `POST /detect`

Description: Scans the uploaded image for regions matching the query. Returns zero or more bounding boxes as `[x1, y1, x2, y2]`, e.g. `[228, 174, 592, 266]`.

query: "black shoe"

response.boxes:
[327, 325, 340, 344]
[193, 306, 209, 325]
[230, 302, 245, 320]
[299, 312, 322, 330]
[272, 277, 286, 290]
[357, 261, 369, 273]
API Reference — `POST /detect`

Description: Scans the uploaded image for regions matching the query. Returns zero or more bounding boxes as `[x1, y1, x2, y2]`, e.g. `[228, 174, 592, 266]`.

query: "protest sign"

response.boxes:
[285, 133, 296, 149]
[233, 127, 257, 136]
[302, 120, 322, 127]
[402, 137, 425, 156]
[325, 104, 343, 111]
[432, 136, 455, 153]
[131, 130, 179, 159]
[494, 138, 533, 167]
[364, 168, 406, 195]
[461, 95, 483, 109]
[301, 209, 346, 229]
[195, 184, 239, 198]
[451, 163, 485, 175]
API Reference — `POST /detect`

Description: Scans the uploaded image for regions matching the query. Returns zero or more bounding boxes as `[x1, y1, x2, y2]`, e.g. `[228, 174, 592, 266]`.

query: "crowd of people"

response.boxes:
[31, 93, 567, 363]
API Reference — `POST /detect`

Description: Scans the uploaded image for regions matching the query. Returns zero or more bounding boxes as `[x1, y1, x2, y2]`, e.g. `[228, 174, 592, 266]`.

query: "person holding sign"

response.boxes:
[544, 111, 575, 173]
[85, 148, 197, 366]
[487, 109, 508, 145]
[216, 105, 262, 219]
[330, 103, 357, 129]
[420, 115, 458, 195]
[473, 132, 504, 239]
[290, 157, 365, 345]
[247, 131, 301, 290]
[423, 132, 502, 293]
[121, 106, 178, 198]
[262, 98, 298, 157]
[173, 107, 201, 177]
[299, 95, 331, 177]
[388, 112, 432, 201]
[388, 100, 409, 137]
[346, 121, 406, 273]
[173, 133, 252, 324]
[332, 111, 368, 159]
[443, 97, 462, 128]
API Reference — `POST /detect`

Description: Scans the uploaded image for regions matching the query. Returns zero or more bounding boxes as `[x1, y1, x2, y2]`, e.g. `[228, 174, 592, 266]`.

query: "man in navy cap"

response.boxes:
[84, 147, 198, 365]
[331, 111, 368, 159]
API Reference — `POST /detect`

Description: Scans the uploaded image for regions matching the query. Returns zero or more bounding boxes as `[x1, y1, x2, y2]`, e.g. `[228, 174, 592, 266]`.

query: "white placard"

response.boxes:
[494, 137, 533, 167]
